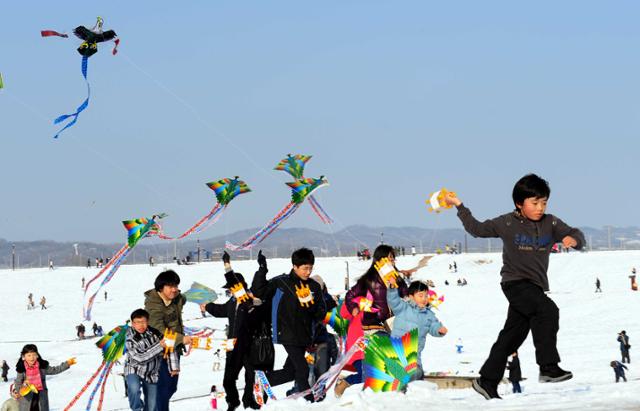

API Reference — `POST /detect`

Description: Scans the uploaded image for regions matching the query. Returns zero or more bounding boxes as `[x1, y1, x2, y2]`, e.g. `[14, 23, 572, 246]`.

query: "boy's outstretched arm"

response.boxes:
[553, 217, 585, 250]
[444, 193, 500, 238]
[250, 250, 275, 300]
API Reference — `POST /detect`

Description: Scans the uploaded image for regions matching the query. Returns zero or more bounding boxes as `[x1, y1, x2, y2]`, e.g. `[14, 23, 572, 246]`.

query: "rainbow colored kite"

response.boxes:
[83, 215, 163, 320]
[274, 154, 333, 224]
[225, 176, 329, 251]
[364, 328, 419, 392]
[42, 17, 119, 138]
[156, 177, 250, 240]
[64, 323, 129, 411]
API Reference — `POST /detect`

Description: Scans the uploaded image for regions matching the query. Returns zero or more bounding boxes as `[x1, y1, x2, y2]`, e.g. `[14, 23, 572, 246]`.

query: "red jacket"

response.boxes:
[340, 301, 364, 364]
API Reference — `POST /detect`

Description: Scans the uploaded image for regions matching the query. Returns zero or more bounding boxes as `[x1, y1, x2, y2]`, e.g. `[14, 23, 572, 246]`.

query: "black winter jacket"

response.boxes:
[252, 270, 327, 347]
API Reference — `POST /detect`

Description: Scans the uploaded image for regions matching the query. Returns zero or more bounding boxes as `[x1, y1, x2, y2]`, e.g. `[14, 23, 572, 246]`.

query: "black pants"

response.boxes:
[621, 350, 630, 363]
[223, 349, 256, 407]
[265, 345, 311, 397]
[480, 280, 561, 382]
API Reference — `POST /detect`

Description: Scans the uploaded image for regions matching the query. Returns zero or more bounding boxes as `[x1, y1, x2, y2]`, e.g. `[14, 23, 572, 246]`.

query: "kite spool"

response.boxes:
[427, 188, 457, 213]
[163, 329, 177, 358]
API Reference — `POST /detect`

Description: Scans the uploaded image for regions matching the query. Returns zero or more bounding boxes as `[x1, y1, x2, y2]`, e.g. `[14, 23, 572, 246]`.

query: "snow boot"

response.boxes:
[334, 378, 351, 398]
[539, 365, 573, 383]
[472, 377, 502, 400]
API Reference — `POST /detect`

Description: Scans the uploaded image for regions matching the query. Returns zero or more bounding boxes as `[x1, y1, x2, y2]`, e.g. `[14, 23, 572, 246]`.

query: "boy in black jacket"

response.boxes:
[251, 248, 328, 402]
[201, 252, 265, 411]
[444, 174, 585, 400]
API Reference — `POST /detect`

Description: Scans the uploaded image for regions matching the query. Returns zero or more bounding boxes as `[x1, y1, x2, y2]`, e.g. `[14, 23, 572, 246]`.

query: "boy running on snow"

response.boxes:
[443, 174, 585, 399]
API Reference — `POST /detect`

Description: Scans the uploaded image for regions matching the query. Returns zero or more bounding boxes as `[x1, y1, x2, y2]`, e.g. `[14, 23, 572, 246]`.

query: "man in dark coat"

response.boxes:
[506, 352, 522, 393]
[618, 331, 630, 364]
[201, 252, 267, 411]
[251, 248, 328, 402]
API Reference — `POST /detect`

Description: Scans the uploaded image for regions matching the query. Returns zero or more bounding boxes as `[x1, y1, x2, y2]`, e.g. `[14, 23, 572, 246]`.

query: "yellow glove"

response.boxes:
[67, 357, 77, 366]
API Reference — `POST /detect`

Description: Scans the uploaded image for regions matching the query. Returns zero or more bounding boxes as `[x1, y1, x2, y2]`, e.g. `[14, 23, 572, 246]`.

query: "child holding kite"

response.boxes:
[12, 344, 75, 411]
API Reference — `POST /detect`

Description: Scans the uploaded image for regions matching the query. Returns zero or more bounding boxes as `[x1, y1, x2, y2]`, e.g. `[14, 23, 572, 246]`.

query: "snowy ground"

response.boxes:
[1, 250, 638, 410]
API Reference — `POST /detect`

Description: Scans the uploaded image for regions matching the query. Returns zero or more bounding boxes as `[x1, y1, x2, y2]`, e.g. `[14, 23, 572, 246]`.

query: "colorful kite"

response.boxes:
[355, 290, 380, 313]
[363, 328, 419, 392]
[428, 289, 445, 309]
[225, 176, 329, 251]
[64, 323, 128, 411]
[426, 188, 457, 213]
[323, 300, 349, 338]
[41, 17, 119, 138]
[183, 282, 218, 305]
[274, 154, 333, 224]
[83, 215, 162, 320]
[156, 177, 250, 240]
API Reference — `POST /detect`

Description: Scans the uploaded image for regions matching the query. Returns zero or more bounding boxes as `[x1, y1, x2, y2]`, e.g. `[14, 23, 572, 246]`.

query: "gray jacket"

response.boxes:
[14, 361, 70, 411]
[456, 204, 585, 291]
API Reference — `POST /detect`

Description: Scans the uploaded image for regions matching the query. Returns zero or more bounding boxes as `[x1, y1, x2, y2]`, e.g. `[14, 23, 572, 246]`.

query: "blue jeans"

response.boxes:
[126, 374, 157, 411]
[512, 381, 522, 393]
[345, 360, 363, 385]
[156, 360, 179, 411]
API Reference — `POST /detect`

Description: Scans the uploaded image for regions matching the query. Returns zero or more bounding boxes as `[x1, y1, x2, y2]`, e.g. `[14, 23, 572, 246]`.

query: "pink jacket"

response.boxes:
[340, 301, 364, 364]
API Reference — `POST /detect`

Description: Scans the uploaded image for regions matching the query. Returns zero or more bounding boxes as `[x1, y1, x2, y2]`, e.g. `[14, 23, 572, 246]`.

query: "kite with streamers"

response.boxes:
[226, 176, 329, 251]
[183, 282, 218, 305]
[274, 154, 333, 224]
[41, 17, 119, 138]
[83, 215, 163, 320]
[363, 328, 419, 392]
[64, 323, 128, 411]
[156, 177, 250, 240]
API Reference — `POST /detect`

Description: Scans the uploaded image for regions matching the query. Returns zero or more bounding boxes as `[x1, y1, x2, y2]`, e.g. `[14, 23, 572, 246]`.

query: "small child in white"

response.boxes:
[387, 280, 447, 379]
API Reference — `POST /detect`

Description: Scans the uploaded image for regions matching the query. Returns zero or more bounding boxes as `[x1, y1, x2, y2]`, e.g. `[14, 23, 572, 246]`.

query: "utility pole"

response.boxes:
[197, 239, 201, 263]
[380, 232, 384, 245]
[345, 261, 350, 291]
[12, 244, 16, 271]
[464, 233, 468, 254]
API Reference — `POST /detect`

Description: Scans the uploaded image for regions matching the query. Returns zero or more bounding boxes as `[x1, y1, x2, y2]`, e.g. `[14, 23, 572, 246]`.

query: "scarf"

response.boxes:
[24, 360, 44, 391]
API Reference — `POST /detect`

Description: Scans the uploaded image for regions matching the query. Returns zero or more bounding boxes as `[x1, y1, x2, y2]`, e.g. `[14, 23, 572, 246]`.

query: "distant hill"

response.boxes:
[1, 224, 639, 268]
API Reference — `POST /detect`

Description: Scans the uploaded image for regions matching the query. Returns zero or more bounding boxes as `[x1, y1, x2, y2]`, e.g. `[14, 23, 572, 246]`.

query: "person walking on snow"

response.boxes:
[595, 278, 602, 293]
[507, 352, 522, 393]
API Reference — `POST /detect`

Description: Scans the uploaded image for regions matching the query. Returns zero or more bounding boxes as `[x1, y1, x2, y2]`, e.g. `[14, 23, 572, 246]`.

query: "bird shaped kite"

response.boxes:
[64, 323, 128, 411]
[156, 177, 250, 240]
[364, 328, 419, 392]
[83, 214, 164, 320]
[226, 176, 329, 251]
[274, 154, 333, 224]
[41, 17, 119, 138]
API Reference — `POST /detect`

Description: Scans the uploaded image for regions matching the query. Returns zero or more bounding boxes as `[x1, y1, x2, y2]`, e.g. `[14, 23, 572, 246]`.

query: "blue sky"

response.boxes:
[1, 1, 639, 242]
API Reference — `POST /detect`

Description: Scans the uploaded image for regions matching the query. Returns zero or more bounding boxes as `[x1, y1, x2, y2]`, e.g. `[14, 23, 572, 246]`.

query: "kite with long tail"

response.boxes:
[41, 17, 119, 138]
[226, 176, 329, 251]
[274, 154, 333, 224]
[156, 177, 250, 240]
[63, 323, 128, 411]
[83, 214, 163, 320]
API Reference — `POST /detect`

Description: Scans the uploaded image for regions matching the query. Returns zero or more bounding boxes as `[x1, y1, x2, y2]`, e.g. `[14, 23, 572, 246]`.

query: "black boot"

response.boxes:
[472, 377, 501, 400]
[539, 364, 573, 383]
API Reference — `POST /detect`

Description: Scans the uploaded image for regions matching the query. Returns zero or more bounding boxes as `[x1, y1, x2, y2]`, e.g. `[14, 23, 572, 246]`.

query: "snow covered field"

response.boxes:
[1, 250, 638, 410]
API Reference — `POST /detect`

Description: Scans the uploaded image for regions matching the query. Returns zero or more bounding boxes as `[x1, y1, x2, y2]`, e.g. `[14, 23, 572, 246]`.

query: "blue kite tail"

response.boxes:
[54, 56, 90, 138]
